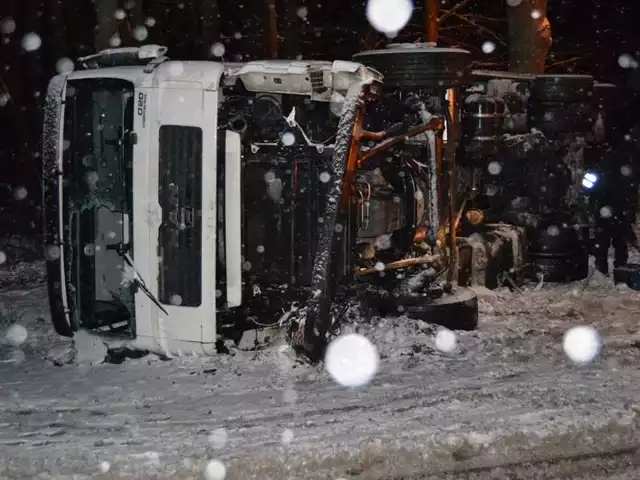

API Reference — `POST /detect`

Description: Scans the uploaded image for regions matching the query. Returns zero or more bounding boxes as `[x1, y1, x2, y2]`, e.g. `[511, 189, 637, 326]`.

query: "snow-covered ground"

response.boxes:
[1, 262, 640, 479]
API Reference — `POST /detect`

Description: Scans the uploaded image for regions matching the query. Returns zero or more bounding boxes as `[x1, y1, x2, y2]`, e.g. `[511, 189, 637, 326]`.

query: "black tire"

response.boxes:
[529, 252, 589, 282]
[393, 287, 479, 331]
[592, 82, 617, 109]
[527, 100, 593, 134]
[527, 223, 582, 254]
[613, 263, 640, 289]
[353, 44, 472, 89]
[530, 74, 594, 102]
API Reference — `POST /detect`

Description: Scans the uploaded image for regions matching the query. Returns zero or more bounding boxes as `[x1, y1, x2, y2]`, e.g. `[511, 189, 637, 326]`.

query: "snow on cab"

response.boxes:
[42, 44, 390, 358]
[43, 43, 606, 361]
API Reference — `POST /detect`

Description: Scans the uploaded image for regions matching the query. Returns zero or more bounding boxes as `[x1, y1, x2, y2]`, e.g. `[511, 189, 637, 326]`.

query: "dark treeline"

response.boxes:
[0, 0, 637, 244]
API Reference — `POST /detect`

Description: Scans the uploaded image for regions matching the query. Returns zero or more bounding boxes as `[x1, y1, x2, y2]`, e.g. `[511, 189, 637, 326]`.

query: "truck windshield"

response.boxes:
[61, 77, 135, 330]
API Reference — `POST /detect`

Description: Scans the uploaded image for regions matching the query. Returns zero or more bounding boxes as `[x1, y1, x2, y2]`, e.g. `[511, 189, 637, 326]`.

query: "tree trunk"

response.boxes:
[507, 0, 552, 73]
[281, 0, 301, 59]
[126, 0, 145, 45]
[94, 0, 120, 51]
[425, 0, 439, 43]
[265, 0, 279, 59]
[199, 0, 220, 58]
[362, 28, 379, 50]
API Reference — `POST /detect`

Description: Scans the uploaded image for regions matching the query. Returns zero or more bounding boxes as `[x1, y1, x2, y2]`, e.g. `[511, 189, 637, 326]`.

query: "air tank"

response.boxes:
[461, 95, 506, 155]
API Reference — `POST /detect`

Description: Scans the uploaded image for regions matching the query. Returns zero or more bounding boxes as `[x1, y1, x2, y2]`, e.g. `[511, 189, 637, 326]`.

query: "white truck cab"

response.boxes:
[42, 45, 381, 356]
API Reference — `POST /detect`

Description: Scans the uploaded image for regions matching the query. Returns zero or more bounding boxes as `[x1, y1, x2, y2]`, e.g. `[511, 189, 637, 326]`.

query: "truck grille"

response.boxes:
[158, 125, 203, 307]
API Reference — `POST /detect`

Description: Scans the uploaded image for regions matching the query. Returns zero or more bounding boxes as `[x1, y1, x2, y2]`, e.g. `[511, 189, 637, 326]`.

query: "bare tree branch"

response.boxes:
[546, 54, 592, 69]
[444, 12, 507, 45]
[439, 0, 476, 23]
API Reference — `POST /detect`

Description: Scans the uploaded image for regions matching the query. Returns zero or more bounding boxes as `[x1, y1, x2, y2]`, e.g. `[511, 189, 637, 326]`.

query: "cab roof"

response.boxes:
[68, 45, 382, 102]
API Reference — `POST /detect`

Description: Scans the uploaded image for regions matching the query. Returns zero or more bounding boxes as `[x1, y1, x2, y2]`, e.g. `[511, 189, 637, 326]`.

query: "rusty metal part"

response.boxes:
[358, 242, 376, 261]
[357, 118, 445, 167]
[413, 225, 428, 244]
[453, 198, 468, 231]
[356, 254, 441, 277]
[446, 88, 458, 283]
[466, 209, 485, 225]
[360, 130, 389, 141]
[435, 129, 448, 253]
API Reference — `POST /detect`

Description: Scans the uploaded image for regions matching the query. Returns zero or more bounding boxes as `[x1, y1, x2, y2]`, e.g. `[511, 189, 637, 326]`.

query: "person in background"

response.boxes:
[589, 130, 639, 274]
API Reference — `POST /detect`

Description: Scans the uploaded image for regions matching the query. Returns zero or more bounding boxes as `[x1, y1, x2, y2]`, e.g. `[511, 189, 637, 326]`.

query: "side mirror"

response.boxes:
[224, 130, 242, 307]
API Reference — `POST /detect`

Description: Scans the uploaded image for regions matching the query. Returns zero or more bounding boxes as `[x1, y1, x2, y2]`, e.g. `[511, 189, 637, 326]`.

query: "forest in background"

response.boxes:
[0, 0, 638, 253]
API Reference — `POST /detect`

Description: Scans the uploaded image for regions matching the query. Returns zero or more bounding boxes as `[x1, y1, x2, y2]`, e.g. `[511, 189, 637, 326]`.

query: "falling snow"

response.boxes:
[0, 17, 16, 35]
[2, 2, 640, 478]
[618, 54, 638, 69]
[21, 32, 41, 52]
[482, 41, 496, 54]
[3, 324, 28, 347]
[133, 25, 149, 42]
[211, 42, 225, 57]
[434, 327, 457, 353]
[563, 326, 602, 365]
[487, 161, 502, 175]
[325, 333, 380, 388]
[204, 460, 227, 480]
[366, 0, 413, 36]
[55, 58, 74, 74]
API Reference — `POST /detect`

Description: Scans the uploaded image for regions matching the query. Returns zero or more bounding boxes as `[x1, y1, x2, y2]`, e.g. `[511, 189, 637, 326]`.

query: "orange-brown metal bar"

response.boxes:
[453, 198, 468, 232]
[446, 88, 458, 283]
[435, 131, 448, 254]
[357, 254, 441, 277]
[359, 130, 389, 141]
[357, 118, 445, 167]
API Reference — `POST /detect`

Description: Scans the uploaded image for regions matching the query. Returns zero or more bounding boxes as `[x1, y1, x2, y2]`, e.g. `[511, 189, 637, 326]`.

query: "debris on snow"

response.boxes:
[73, 330, 108, 366]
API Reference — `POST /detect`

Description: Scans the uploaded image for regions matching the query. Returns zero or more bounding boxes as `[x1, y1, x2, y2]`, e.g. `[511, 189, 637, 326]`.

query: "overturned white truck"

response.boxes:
[42, 44, 492, 361]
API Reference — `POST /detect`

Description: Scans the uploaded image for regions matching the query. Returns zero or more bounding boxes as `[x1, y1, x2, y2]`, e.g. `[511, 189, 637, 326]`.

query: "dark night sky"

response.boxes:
[1, 0, 640, 236]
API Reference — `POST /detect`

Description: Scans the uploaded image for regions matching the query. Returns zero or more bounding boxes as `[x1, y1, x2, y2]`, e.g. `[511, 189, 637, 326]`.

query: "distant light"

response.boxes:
[581, 171, 598, 189]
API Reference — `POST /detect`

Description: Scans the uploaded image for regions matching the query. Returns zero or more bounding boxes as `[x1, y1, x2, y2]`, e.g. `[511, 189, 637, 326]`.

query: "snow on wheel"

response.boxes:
[392, 287, 479, 331]
[527, 100, 593, 134]
[530, 74, 594, 102]
[353, 43, 472, 89]
[613, 263, 640, 290]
